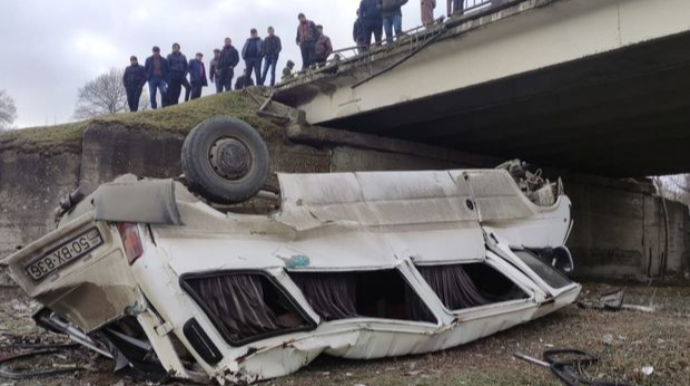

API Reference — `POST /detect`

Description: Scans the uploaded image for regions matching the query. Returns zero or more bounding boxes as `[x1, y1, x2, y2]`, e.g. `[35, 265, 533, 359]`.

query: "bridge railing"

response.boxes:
[284, 0, 524, 83]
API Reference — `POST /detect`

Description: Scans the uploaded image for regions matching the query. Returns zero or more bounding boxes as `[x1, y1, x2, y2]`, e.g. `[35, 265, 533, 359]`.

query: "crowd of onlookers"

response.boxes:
[122, 1, 466, 112]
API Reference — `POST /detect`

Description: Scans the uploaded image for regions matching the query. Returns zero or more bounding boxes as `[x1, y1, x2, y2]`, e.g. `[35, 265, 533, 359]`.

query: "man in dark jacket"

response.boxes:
[295, 13, 318, 70]
[166, 43, 188, 106]
[261, 26, 282, 86]
[188, 52, 208, 100]
[359, 0, 383, 49]
[314, 25, 333, 65]
[235, 69, 255, 90]
[123, 56, 147, 112]
[209, 48, 221, 93]
[218, 38, 240, 92]
[353, 9, 366, 52]
[144, 46, 169, 109]
[242, 29, 263, 85]
[378, 0, 408, 44]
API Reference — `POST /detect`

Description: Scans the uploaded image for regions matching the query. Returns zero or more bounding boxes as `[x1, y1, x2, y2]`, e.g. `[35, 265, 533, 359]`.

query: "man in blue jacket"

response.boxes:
[188, 52, 208, 100]
[378, 0, 408, 44]
[144, 46, 169, 109]
[166, 43, 188, 106]
[242, 29, 263, 85]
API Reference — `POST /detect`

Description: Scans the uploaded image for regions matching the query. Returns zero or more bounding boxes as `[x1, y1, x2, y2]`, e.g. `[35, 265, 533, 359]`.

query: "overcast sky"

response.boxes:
[0, 0, 427, 128]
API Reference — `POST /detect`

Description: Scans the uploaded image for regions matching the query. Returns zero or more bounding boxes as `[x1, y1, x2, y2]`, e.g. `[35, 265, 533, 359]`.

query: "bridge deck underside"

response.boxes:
[322, 32, 690, 177]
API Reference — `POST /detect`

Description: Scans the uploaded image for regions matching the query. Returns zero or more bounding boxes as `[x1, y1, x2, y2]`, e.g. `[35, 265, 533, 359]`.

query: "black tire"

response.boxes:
[181, 117, 270, 204]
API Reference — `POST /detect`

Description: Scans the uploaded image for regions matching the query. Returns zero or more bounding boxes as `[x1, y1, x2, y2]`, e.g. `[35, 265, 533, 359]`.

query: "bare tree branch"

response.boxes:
[0, 89, 18, 130]
[73, 68, 149, 119]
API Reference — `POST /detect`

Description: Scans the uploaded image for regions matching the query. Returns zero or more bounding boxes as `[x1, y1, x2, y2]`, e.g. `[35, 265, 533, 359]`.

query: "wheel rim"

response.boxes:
[208, 137, 253, 181]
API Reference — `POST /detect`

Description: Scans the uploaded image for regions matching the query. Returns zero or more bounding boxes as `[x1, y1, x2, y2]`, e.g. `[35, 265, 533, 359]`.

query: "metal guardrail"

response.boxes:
[287, 0, 519, 81]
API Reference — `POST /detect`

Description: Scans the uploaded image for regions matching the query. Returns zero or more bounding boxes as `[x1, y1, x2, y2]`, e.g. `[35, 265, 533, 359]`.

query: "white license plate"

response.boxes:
[25, 228, 104, 282]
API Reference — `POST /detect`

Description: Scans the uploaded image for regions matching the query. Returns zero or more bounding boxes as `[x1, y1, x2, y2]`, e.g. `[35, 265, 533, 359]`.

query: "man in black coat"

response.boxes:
[359, 0, 383, 49]
[144, 46, 169, 109]
[188, 52, 208, 100]
[218, 37, 240, 92]
[261, 26, 282, 86]
[122, 56, 147, 112]
[166, 43, 188, 105]
[242, 28, 264, 85]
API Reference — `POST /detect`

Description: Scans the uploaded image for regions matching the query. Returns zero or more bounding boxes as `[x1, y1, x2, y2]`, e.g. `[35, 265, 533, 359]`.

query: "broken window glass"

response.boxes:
[416, 263, 528, 312]
[182, 272, 315, 346]
[512, 249, 572, 289]
[290, 270, 437, 323]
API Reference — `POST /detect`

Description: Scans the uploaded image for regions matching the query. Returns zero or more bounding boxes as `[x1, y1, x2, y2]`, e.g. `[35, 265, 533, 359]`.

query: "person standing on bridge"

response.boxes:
[145, 46, 169, 109]
[123, 56, 147, 112]
[378, 0, 408, 45]
[359, 0, 383, 49]
[261, 26, 282, 86]
[314, 25, 333, 66]
[218, 38, 240, 92]
[209, 49, 222, 93]
[166, 43, 189, 106]
[242, 29, 264, 85]
[447, 0, 464, 17]
[421, 0, 436, 27]
[353, 9, 366, 53]
[296, 13, 318, 70]
[188, 52, 208, 100]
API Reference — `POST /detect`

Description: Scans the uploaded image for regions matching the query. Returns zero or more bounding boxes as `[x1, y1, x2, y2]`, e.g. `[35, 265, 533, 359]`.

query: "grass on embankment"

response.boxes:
[0, 92, 274, 155]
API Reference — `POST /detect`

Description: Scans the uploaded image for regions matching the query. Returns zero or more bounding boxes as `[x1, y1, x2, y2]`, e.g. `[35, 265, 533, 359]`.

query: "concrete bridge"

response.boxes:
[275, 0, 690, 177]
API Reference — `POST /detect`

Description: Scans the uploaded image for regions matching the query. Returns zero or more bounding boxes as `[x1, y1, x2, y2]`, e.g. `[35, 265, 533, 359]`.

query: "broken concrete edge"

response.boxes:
[286, 124, 499, 169]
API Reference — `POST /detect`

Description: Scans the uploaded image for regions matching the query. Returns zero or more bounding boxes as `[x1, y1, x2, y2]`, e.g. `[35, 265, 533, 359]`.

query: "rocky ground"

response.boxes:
[0, 283, 687, 386]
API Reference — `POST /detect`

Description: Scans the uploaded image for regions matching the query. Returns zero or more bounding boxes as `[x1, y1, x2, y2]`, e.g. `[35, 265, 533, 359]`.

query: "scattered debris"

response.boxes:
[0, 344, 83, 380]
[515, 349, 637, 386]
[577, 290, 657, 313]
[640, 366, 654, 376]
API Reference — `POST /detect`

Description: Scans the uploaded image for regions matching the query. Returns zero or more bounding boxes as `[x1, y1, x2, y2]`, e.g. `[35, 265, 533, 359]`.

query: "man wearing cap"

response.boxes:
[144, 46, 169, 109]
[166, 43, 188, 105]
[209, 49, 222, 93]
[123, 55, 147, 112]
[188, 52, 208, 100]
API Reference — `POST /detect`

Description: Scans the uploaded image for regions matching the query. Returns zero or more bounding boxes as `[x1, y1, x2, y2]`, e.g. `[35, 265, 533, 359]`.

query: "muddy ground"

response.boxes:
[0, 283, 687, 386]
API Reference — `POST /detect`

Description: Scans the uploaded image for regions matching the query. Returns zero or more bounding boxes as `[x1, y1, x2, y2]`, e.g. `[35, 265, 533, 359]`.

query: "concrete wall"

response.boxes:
[0, 121, 688, 284]
[566, 175, 690, 280]
[0, 151, 81, 286]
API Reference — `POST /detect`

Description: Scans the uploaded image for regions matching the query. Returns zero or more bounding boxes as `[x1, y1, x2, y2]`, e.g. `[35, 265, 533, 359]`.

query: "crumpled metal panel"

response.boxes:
[451, 170, 542, 222]
[276, 171, 478, 230]
[94, 178, 182, 225]
[274, 171, 486, 265]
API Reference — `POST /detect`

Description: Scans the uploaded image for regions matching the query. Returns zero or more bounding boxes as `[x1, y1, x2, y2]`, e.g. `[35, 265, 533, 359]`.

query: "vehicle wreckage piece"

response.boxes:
[3, 168, 580, 384]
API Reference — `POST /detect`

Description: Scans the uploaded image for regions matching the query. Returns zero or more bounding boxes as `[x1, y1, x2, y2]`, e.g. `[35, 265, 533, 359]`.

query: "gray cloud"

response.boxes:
[0, 0, 425, 128]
